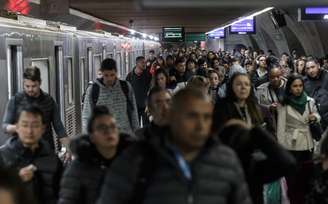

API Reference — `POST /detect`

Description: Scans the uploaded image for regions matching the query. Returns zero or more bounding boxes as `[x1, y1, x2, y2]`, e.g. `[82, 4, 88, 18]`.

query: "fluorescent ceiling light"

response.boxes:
[206, 7, 274, 34]
[130, 29, 136, 34]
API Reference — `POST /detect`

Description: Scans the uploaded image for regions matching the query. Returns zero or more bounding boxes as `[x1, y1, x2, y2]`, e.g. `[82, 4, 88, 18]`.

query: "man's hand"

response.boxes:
[309, 113, 317, 122]
[19, 165, 36, 182]
[59, 137, 72, 163]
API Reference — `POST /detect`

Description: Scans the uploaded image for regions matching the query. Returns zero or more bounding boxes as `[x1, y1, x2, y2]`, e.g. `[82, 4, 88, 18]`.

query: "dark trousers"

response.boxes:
[286, 150, 313, 204]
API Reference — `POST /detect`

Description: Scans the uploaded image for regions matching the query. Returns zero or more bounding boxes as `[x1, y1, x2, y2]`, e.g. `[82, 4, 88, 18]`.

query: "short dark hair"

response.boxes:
[147, 86, 170, 109]
[16, 105, 45, 124]
[171, 88, 211, 111]
[149, 50, 155, 54]
[23, 66, 41, 82]
[197, 58, 207, 66]
[175, 57, 186, 66]
[100, 58, 117, 71]
[136, 56, 145, 63]
[87, 105, 113, 134]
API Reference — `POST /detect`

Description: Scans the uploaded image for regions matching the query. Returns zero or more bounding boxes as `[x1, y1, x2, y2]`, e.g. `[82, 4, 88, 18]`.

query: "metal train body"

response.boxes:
[0, 15, 160, 145]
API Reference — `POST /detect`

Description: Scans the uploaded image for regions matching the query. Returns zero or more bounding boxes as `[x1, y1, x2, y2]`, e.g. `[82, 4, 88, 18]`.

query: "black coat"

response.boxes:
[58, 134, 134, 204]
[0, 137, 62, 204]
[304, 70, 328, 129]
[97, 133, 252, 204]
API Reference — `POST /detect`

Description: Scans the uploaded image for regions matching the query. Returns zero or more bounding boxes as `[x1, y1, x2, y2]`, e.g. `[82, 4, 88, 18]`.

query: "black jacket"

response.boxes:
[58, 134, 134, 204]
[0, 137, 62, 204]
[304, 70, 328, 129]
[97, 132, 252, 204]
[212, 98, 275, 135]
[2, 91, 66, 148]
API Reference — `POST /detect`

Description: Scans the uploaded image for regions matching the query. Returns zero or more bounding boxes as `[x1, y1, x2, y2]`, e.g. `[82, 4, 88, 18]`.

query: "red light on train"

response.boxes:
[6, 0, 30, 15]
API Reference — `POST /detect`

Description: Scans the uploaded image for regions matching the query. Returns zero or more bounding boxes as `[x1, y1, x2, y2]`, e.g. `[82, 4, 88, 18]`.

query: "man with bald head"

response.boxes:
[98, 88, 252, 204]
[256, 67, 287, 108]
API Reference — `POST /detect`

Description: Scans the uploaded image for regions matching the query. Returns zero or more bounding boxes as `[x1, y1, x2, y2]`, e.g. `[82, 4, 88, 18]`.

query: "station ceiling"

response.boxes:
[69, 0, 328, 34]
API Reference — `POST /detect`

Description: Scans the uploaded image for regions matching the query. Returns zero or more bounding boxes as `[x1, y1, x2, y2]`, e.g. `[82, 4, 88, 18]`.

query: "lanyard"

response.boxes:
[172, 147, 192, 181]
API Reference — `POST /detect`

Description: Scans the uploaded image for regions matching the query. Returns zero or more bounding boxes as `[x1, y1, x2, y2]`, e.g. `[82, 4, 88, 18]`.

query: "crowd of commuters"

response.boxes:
[0, 46, 328, 204]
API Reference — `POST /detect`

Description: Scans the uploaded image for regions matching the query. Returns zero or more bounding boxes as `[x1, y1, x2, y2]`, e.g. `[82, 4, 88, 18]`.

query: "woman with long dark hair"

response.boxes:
[212, 72, 274, 134]
[277, 74, 321, 204]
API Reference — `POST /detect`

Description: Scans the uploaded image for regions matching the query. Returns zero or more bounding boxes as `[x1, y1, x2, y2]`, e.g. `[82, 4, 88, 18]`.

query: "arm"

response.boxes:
[250, 126, 297, 183]
[126, 82, 139, 131]
[81, 86, 93, 133]
[2, 98, 17, 134]
[51, 100, 67, 139]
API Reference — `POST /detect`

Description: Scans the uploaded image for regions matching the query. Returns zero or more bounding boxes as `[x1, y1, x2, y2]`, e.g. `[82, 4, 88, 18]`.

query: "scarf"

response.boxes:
[287, 91, 308, 115]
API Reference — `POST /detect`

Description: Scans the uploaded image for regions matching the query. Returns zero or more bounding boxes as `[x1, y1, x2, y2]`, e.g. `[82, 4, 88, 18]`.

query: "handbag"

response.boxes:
[308, 102, 323, 141]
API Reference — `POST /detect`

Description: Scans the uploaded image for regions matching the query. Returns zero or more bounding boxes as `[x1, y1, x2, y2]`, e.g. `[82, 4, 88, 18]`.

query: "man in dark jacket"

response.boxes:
[304, 59, 328, 130]
[58, 106, 134, 204]
[135, 87, 172, 140]
[169, 57, 192, 91]
[97, 88, 252, 204]
[0, 105, 62, 204]
[2, 66, 69, 154]
[126, 56, 152, 126]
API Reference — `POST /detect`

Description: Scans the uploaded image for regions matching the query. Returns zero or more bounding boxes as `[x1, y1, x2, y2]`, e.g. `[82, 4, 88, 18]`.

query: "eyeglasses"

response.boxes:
[94, 124, 117, 133]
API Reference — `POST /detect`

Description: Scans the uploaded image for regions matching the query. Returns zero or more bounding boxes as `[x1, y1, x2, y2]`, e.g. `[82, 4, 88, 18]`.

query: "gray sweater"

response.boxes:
[82, 79, 139, 135]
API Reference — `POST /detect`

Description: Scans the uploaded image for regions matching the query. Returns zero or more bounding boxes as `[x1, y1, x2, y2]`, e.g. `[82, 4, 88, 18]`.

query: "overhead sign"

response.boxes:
[207, 28, 225, 39]
[185, 33, 206, 41]
[162, 27, 185, 42]
[299, 7, 328, 21]
[229, 17, 256, 34]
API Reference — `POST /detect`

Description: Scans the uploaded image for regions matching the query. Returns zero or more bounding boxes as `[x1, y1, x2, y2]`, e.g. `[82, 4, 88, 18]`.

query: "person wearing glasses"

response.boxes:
[58, 106, 134, 204]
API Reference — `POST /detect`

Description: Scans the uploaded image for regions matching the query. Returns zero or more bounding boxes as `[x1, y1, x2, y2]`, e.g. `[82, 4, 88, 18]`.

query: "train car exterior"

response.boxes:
[0, 15, 160, 147]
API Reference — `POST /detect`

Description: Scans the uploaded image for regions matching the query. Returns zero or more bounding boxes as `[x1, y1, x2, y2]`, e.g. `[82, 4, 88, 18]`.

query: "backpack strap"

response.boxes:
[119, 80, 134, 127]
[90, 83, 100, 108]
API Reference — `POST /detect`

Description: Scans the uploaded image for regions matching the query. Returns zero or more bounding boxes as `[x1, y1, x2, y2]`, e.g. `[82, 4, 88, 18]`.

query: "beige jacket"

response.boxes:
[277, 97, 320, 151]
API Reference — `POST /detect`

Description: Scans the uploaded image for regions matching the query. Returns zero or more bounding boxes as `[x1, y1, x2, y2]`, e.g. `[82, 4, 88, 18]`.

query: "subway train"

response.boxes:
[0, 14, 160, 145]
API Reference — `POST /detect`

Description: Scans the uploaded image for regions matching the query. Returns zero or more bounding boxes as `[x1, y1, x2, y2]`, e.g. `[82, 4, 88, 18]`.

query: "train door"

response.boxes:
[54, 46, 65, 122]
[31, 58, 50, 94]
[6, 41, 23, 98]
[125, 52, 129, 75]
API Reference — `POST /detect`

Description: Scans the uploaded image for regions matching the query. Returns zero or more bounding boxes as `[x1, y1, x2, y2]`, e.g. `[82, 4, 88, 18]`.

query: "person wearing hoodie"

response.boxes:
[82, 58, 139, 136]
[58, 106, 134, 204]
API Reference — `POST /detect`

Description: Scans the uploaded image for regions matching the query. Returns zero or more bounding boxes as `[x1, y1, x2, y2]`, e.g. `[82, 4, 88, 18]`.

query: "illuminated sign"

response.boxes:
[229, 17, 256, 34]
[207, 28, 225, 39]
[162, 27, 185, 42]
[300, 7, 328, 20]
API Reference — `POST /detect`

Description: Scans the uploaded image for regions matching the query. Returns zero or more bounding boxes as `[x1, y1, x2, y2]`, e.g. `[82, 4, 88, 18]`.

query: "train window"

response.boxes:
[31, 59, 50, 93]
[7, 45, 23, 98]
[93, 55, 102, 79]
[87, 48, 93, 83]
[116, 52, 122, 78]
[55, 46, 65, 122]
[102, 47, 106, 60]
[80, 58, 87, 98]
[67, 58, 74, 105]
[107, 52, 113, 59]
